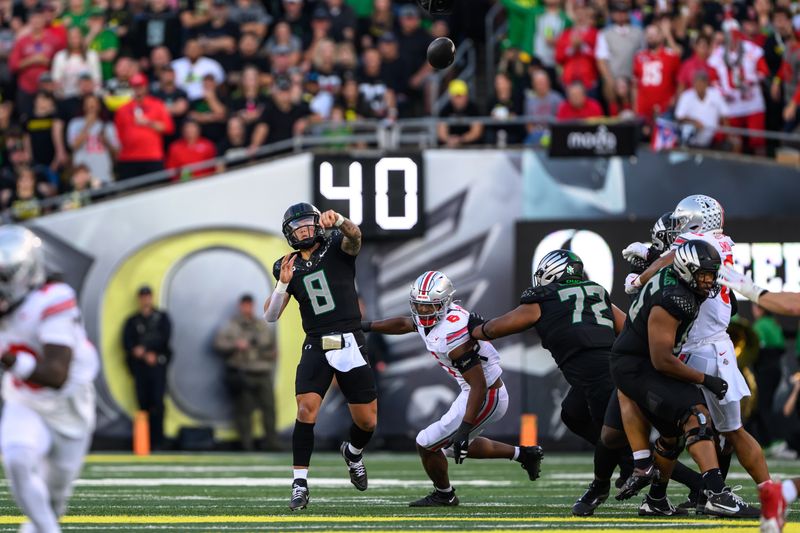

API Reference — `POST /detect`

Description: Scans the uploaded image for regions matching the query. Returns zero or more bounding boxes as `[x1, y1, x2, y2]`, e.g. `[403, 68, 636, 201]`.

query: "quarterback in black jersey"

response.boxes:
[469, 249, 631, 516]
[610, 239, 749, 517]
[264, 203, 377, 511]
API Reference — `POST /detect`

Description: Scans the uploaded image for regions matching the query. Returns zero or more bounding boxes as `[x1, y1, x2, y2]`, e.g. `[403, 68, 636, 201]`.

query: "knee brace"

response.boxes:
[683, 407, 714, 449]
[654, 436, 684, 460]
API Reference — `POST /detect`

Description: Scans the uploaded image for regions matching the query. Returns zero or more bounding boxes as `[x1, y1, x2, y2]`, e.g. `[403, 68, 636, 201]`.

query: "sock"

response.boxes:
[701, 468, 725, 494]
[436, 485, 453, 493]
[347, 443, 363, 456]
[293, 420, 315, 470]
[511, 447, 520, 461]
[293, 468, 308, 483]
[649, 480, 668, 500]
[783, 480, 798, 504]
[593, 443, 618, 482]
[718, 451, 733, 481]
[349, 423, 374, 451]
[2, 445, 60, 532]
[633, 450, 653, 471]
[671, 461, 703, 495]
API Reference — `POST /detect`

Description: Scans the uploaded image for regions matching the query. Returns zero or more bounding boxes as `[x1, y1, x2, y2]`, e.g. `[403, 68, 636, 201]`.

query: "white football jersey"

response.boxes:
[415, 304, 502, 391]
[672, 231, 735, 349]
[0, 282, 99, 437]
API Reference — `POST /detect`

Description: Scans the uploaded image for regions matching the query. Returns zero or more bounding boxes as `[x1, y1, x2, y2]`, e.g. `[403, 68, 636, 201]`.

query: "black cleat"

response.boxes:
[288, 480, 309, 511]
[518, 446, 544, 481]
[615, 464, 659, 501]
[409, 488, 459, 507]
[616, 463, 633, 489]
[704, 486, 760, 518]
[639, 494, 689, 516]
[340, 441, 368, 491]
[677, 491, 707, 514]
[572, 480, 610, 517]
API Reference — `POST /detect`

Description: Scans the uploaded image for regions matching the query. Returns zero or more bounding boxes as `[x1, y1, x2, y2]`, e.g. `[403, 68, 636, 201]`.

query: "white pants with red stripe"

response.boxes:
[416, 385, 509, 451]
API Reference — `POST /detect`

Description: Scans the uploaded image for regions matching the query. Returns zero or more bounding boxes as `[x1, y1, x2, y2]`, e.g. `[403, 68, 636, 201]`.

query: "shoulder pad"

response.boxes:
[37, 282, 78, 319]
[661, 284, 699, 321]
[520, 285, 553, 305]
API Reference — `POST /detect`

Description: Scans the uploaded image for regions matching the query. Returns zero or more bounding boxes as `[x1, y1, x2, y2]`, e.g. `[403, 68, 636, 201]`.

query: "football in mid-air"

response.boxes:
[427, 37, 456, 69]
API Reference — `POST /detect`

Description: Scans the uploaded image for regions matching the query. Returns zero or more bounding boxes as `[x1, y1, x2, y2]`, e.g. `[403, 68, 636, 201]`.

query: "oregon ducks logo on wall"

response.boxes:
[100, 229, 303, 439]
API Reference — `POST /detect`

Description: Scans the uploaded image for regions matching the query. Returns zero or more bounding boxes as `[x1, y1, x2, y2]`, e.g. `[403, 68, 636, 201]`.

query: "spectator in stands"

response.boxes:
[338, 75, 371, 120]
[86, 8, 119, 83]
[229, 66, 270, 138]
[525, 68, 563, 122]
[487, 72, 526, 145]
[556, 80, 604, 120]
[60, 164, 100, 211]
[500, 0, 537, 57]
[123, 285, 173, 450]
[359, 0, 393, 50]
[676, 35, 716, 95]
[555, 2, 599, 98]
[51, 27, 101, 100]
[62, 0, 89, 33]
[213, 293, 279, 452]
[269, 43, 298, 80]
[103, 56, 137, 113]
[166, 119, 216, 180]
[188, 74, 227, 141]
[310, 39, 343, 103]
[3, 166, 46, 221]
[324, 0, 357, 43]
[251, 76, 311, 150]
[151, 65, 189, 147]
[774, 8, 800, 132]
[674, 70, 729, 147]
[217, 115, 251, 171]
[280, 0, 310, 49]
[194, 0, 239, 72]
[8, 4, 63, 117]
[148, 47, 173, 86]
[397, 4, 433, 116]
[764, 7, 796, 141]
[597, 2, 644, 112]
[377, 32, 404, 101]
[171, 38, 225, 102]
[265, 20, 303, 58]
[530, 0, 570, 86]
[305, 6, 334, 67]
[632, 24, 681, 122]
[437, 79, 484, 147]
[228, 0, 272, 41]
[107, 0, 133, 46]
[26, 91, 65, 172]
[229, 33, 271, 87]
[178, 0, 211, 32]
[357, 47, 395, 119]
[133, 0, 183, 64]
[67, 93, 119, 184]
[752, 304, 788, 447]
[708, 22, 767, 154]
[115, 73, 175, 181]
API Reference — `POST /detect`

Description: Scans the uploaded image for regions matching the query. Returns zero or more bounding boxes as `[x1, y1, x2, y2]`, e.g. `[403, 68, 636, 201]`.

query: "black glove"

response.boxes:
[361, 321, 372, 333]
[452, 421, 473, 464]
[467, 312, 486, 339]
[702, 374, 728, 400]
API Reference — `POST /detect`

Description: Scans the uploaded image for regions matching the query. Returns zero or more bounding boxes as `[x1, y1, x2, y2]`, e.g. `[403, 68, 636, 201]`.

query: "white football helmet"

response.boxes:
[669, 194, 724, 240]
[0, 225, 45, 314]
[409, 271, 455, 327]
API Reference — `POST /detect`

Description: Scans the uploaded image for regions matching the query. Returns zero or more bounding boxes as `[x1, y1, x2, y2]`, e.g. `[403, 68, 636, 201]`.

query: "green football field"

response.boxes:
[0, 452, 798, 532]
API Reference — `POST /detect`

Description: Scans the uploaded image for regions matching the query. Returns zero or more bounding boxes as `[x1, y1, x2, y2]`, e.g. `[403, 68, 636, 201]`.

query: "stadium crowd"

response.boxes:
[2, 0, 800, 221]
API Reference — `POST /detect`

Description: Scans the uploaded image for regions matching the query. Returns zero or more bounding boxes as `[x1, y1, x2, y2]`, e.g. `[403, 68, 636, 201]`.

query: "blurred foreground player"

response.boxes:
[0, 226, 99, 532]
[264, 203, 377, 511]
[364, 271, 543, 506]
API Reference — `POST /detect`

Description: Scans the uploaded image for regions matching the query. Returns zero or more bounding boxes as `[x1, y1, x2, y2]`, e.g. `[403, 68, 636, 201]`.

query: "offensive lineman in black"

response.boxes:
[610, 239, 748, 517]
[264, 203, 377, 511]
[468, 250, 632, 516]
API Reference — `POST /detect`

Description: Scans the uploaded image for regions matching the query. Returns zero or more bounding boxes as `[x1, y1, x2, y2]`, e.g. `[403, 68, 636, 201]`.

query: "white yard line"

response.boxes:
[66, 477, 514, 488]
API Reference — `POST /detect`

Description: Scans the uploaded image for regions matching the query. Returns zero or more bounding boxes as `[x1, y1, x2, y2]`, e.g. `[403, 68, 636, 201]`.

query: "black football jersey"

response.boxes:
[612, 267, 700, 358]
[520, 280, 616, 367]
[272, 231, 361, 336]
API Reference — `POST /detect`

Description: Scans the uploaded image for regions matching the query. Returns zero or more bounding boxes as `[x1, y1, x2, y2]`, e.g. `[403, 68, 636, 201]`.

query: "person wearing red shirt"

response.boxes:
[115, 73, 175, 181]
[556, 81, 605, 120]
[677, 35, 718, 95]
[8, 5, 64, 116]
[166, 120, 217, 180]
[632, 24, 681, 122]
[555, 3, 599, 93]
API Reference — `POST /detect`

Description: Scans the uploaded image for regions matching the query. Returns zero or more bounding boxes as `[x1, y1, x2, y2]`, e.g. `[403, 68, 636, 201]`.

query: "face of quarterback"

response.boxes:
[288, 216, 316, 243]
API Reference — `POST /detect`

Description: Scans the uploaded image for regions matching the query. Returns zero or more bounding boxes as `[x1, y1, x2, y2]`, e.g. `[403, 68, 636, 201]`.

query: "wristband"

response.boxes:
[9, 352, 36, 380]
[361, 321, 372, 333]
[275, 281, 288, 294]
[480, 321, 495, 341]
[334, 214, 345, 227]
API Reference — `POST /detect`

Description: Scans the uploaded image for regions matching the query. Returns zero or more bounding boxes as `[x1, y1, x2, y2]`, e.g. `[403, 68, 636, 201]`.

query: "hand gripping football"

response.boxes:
[427, 37, 456, 69]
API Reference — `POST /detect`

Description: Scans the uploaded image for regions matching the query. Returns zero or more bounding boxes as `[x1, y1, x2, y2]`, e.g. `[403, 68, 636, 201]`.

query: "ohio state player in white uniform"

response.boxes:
[626, 195, 771, 494]
[364, 271, 543, 506]
[0, 226, 99, 533]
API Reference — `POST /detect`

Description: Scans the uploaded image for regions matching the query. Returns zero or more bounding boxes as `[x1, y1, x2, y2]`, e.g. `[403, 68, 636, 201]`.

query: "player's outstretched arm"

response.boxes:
[469, 303, 542, 341]
[611, 304, 627, 335]
[449, 340, 487, 464]
[633, 250, 675, 290]
[321, 209, 362, 256]
[1, 344, 72, 389]
[264, 254, 294, 322]
[719, 265, 800, 316]
[363, 317, 415, 335]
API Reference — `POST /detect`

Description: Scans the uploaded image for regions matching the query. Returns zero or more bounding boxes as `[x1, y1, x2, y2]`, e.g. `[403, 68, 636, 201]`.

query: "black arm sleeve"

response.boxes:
[451, 349, 481, 374]
[730, 291, 738, 317]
